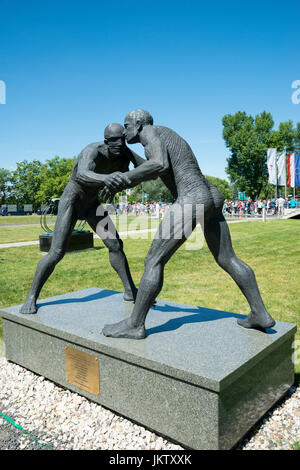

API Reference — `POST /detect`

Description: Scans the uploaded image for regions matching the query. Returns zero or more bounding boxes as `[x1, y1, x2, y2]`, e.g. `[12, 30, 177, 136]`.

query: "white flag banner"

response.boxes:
[277, 151, 286, 186]
[267, 148, 277, 185]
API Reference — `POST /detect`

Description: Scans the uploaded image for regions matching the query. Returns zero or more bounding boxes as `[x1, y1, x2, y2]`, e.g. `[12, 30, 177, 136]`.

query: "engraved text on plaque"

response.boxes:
[65, 346, 100, 395]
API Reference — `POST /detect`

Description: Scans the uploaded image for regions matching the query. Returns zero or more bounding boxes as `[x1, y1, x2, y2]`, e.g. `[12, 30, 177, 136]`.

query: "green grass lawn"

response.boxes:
[0, 224, 54, 243]
[0, 215, 44, 225]
[0, 215, 160, 243]
[0, 219, 299, 376]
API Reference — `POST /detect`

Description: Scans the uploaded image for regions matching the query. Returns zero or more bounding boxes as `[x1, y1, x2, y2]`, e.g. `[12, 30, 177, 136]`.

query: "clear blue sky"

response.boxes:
[0, 0, 299, 180]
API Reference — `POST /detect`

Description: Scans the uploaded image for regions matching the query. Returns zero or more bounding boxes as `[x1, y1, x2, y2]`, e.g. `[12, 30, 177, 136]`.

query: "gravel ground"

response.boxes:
[0, 357, 299, 451]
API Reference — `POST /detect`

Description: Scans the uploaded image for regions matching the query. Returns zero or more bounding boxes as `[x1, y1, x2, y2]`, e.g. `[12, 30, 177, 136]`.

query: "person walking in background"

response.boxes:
[278, 195, 285, 216]
[257, 200, 263, 215]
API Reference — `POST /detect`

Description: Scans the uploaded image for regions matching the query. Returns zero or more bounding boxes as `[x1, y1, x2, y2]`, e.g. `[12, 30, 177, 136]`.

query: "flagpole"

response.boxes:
[275, 153, 278, 199]
[293, 153, 296, 199]
[284, 147, 287, 199]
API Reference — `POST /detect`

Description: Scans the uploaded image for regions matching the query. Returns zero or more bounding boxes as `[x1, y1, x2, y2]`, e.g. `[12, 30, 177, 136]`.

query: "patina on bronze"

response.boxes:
[65, 346, 100, 396]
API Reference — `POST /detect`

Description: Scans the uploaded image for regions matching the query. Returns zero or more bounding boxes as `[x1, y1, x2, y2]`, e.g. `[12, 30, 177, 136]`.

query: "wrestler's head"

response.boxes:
[104, 123, 125, 156]
[124, 109, 153, 144]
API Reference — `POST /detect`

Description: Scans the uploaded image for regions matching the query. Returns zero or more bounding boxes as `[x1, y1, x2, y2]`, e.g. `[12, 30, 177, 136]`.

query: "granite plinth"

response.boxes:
[39, 230, 94, 252]
[0, 288, 296, 450]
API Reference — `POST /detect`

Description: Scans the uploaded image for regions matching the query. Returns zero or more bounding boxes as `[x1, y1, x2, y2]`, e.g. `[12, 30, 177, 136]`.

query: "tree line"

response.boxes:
[0, 156, 75, 209]
[0, 158, 233, 209]
[1, 110, 298, 208]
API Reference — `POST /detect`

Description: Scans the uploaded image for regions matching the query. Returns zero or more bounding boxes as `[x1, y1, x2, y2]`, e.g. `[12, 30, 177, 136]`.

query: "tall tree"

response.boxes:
[223, 111, 274, 199]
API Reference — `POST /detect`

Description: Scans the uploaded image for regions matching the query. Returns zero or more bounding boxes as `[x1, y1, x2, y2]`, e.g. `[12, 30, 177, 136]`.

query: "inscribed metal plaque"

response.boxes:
[65, 346, 100, 395]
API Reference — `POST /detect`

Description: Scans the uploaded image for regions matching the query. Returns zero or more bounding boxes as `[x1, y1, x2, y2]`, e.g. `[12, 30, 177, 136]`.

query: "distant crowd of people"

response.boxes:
[222, 196, 299, 217]
[111, 201, 171, 217]
[106, 197, 300, 219]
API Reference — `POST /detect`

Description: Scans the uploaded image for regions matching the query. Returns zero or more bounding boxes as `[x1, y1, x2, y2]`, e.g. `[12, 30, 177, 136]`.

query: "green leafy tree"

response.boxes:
[205, 175, 233, 200]
[0, 168, 13, 205]
[143, 178, 173, 202]
[9, 157, 75, 209]
[37, 156, 75, 203]
[11, 160, 45, 209]
[122, 175, 232, 203]
[295, 123, 300, 154]
[127, 178, 173, 203]
[270, 121, 296, 152]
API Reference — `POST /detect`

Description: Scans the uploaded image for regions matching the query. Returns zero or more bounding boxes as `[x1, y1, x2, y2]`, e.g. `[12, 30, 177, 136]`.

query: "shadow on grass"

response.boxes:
[146, 303, 277, 337]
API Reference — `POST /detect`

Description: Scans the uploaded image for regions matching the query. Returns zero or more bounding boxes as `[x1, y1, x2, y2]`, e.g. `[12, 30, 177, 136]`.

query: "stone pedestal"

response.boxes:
[0, 288, 296, 449]
[39, 230, 94, 252]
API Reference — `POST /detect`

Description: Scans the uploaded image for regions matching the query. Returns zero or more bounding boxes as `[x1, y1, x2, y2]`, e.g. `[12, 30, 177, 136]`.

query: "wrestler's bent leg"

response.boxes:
[204, 212, 275, 330]
[102, 201, 195, 338]
[87, 204, 137, 301]
[20, 200, 77, 314]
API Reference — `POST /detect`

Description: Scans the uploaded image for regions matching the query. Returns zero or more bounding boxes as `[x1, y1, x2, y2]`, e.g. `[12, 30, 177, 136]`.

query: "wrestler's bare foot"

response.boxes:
[237, 311, 275, 330]
[102, 317, 146, 339]
[20, 296, 37, 314]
